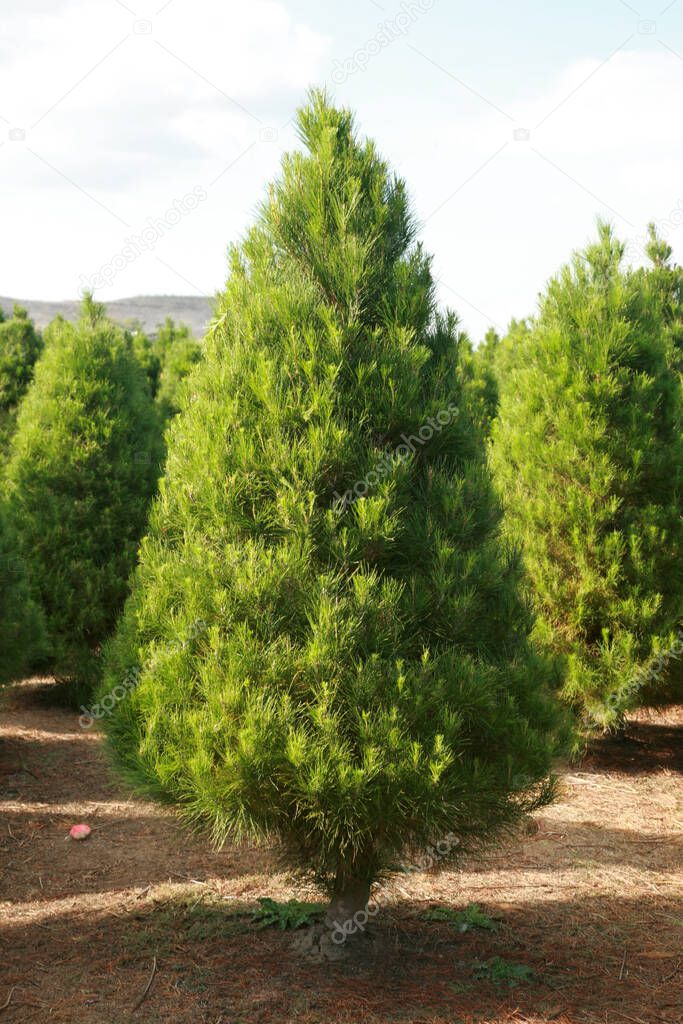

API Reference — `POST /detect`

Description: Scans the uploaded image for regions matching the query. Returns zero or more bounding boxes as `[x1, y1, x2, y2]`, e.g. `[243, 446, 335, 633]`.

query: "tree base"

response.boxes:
[291, 920, 383, 962]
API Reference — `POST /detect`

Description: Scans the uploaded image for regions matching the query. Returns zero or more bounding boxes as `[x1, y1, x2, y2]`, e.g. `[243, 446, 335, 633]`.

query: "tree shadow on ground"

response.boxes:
[584, 716, 683, 774]
[2, 682, 681, 1023]
[0, 681, 278, 905]
[463, 818, 681, 873]
[1, 891, 681, 1024]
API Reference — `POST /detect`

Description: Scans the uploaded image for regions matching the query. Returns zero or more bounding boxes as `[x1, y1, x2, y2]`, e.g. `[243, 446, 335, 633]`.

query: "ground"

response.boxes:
[1, 680, 681, 1024]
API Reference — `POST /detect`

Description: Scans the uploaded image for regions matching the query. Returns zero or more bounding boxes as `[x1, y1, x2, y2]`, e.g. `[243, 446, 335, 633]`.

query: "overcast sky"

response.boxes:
[1, 0, 682, 340]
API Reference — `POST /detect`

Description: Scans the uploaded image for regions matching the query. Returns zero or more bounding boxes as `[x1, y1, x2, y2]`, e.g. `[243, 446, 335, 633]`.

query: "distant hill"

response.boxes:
[0, 295, 213, 338]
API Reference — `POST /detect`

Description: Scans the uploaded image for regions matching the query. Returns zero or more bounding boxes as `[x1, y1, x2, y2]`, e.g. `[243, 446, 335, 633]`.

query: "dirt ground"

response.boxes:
[1, 679, 681, 1024]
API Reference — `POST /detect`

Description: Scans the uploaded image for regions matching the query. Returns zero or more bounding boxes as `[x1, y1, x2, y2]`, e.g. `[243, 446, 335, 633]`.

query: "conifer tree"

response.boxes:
[639, 223, 683, 369]
[153, 317, 202, 420]
[634, 225, 683, 705]
[0, 304, 43, 457]
[491, 224, 682, 730]
[0, 501, 46, 685]
[123, 316, 202, 419]
[458, 321, 531, 438]
[126, 321, 161, 398]
[459, 327, 502, 436]
[5, 301, 163, 697]
[101, 93, 561, 941]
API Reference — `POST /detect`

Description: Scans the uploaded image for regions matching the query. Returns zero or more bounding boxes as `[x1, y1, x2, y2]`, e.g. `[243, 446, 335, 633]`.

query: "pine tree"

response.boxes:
[634, 225, 683, 705]
[459, 327, 502, 436]
[123, 316, 202, 419]
[126, 320, 161, 398]
[639, 223, 683, 369]
[490, 223, 682, 730]
[0, 501, 46, 685]
[0, 304, 43, 457]
[458, 321, 532, 439]
[101, 92, 562, 941]
[152, 317, 202, 420]
[5, 301, 163, 697]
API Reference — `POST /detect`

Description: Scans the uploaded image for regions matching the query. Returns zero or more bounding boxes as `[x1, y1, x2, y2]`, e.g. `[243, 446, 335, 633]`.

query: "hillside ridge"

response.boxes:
[0, 295, 213, 338]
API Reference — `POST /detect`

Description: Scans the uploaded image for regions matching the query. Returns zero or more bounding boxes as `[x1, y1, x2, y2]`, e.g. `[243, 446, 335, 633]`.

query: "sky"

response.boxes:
[1, 0, 682, 341]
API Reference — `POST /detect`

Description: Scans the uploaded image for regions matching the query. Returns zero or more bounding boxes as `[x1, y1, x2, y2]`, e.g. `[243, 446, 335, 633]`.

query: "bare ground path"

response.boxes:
[1, 679, 681, 1024]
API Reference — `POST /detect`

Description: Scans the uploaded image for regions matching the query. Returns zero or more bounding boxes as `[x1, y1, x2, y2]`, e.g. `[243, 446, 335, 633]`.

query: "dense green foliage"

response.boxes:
[459, 327, 502, 436]
[638, 224, 683, 369]
[5, 303, 163, 695]
[0, 304, 43, 456]
[153, 317, 202, 419]
[0, 501, 46, 684]
[102, 92, 562, 922]
[490, 224, 682, 729]
[125, 315, 202, 420]
[126, 321, 161, 398]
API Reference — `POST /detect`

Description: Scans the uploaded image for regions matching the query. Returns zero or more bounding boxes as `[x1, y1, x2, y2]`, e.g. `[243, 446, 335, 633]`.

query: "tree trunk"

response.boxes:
[293, 873, 376, 960]
[325, 876, 372, 933]
[321, 871, 377, 952]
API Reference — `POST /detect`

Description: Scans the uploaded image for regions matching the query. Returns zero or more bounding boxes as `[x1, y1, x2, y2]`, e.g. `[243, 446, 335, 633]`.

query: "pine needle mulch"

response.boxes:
[1, 680, 681, 1024]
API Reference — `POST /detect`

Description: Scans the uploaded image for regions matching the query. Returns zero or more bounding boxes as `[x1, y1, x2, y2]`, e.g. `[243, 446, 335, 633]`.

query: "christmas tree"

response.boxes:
[102, 92, 561, 943]
[0, 501, 46, 684]
[6, 300, 162, 697]
[491, 223, 682, 729]
[0, 304, 43, 457]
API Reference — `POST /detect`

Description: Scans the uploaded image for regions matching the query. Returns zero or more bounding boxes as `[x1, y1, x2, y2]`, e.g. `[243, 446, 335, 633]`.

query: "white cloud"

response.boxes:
[2, 0, 328, 180]
[0, 0, 329, 301]
[1, 3, 682, 345]
[389, 47, 683, 338]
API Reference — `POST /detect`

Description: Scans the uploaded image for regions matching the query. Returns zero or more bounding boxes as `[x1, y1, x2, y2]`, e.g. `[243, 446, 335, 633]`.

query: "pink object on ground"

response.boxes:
[69, 823, 91, 841]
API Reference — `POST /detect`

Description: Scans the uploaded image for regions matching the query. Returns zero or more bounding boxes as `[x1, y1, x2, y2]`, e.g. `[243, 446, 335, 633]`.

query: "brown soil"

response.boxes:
[1, 679, 681, 1024]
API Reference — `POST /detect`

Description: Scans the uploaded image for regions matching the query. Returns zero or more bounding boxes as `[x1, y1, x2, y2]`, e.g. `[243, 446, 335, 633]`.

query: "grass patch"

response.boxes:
[473, 956, 535, 987]
[250, 897, 325, 930]
[423, 903, 501, 933]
